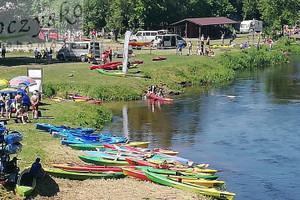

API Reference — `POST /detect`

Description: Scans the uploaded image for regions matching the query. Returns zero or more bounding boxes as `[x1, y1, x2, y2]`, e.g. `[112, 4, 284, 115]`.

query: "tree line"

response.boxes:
[83, 0, 299, 41]
[1, 0, 299, 41]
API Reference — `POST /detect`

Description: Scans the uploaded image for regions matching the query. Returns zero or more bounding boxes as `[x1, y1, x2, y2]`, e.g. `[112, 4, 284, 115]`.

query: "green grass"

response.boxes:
[5, 101, 112, 169]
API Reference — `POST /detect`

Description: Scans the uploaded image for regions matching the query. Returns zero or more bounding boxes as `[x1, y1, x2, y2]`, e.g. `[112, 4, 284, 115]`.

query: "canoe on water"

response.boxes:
[148, 93, 173, 103]
[96, 69, 126, 77]
[145, 171, 236, 200]
[69, 141, 150, 151]
[52, 164, 124, 172]
[44, 168, 125, 180]
[16, 168, 37, 197]
[78, 155, 130, 166]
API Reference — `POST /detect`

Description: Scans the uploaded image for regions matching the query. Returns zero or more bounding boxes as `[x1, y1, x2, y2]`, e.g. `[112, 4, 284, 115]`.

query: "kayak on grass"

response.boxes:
[90, 61, 122, 70]
[122, 167, 151, 181]
[135, 166, 218, 180]
[78, 155, 130, 166]
[152, 57, 167, 61]
[129, 42, 152, 47]
[52, 164, 125, 172]
[16, 168, 36, 197]
[68, 141, 150, 151]
[84, 150, 145, 161]
[44, 168, 125, 180]
[144, 171, 235, 200]
[96, 69, 126, 77]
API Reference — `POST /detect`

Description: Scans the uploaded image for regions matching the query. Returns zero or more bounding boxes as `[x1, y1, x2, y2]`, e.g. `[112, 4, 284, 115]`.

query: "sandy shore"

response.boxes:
[1, 176, 208, 200]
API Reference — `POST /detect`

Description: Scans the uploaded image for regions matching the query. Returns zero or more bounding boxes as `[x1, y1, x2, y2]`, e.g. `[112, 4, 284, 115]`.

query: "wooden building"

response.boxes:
[170, 17, 237, 39]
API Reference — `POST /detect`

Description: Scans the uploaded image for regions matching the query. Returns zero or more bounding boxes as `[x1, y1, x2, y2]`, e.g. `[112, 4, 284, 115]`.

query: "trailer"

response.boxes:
[240, 20, 263, 33]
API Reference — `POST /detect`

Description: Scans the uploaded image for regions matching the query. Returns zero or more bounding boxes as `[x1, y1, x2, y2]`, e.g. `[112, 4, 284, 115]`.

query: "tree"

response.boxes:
[259, 0, 300, 30]
[83, 0, 109, 35]
[242, 0, 261, 20]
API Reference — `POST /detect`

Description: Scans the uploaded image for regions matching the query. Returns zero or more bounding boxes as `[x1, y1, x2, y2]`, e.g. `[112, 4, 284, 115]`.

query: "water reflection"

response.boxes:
[103, 58, 300, 200]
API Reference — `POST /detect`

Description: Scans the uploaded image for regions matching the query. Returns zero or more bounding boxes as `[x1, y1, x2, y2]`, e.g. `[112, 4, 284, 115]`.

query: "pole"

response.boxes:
[122, 31, 132, 74]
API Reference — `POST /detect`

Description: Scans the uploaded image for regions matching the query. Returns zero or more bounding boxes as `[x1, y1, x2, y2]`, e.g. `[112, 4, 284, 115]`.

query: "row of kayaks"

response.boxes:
[35, 123, 128, 146]
[29, 123, 235, 199]
[40, 163, 235, 200]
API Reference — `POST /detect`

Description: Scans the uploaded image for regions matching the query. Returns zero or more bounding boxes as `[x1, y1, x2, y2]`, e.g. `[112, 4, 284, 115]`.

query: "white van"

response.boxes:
[240, 20, 263, 33]
[56, 41, 102, 62]
[130, 31, 158, 42]
[153, 34, 186, 48]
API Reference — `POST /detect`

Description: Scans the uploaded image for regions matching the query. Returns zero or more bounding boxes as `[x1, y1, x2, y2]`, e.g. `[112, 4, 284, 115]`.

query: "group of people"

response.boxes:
[146, 85, 165, 98]
[34, 48, 53, 63]
[239, 32, 274, 51]
[180, 35, 214, 57]
[0, 91, 40, 124]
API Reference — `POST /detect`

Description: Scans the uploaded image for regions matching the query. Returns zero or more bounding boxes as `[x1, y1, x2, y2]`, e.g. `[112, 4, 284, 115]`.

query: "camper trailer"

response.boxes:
[240, 20, 263, 33]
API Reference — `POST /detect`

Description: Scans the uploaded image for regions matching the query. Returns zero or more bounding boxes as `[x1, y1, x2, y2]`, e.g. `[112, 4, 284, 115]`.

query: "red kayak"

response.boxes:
[122, 167, 151, 181]
[52, 164, 126, 172]
[132, 60, 144, 64]
[90, 61, 122, 70]
[148, 93, 173, 103]
[87, 100, 102, 105]
[129, 42, 152, 47]
[152, 57, 166, 61]
[126, 158, 159, 168]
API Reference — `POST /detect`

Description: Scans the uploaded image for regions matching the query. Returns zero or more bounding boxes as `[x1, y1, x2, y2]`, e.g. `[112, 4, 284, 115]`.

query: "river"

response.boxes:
[103, 57, 300, 200]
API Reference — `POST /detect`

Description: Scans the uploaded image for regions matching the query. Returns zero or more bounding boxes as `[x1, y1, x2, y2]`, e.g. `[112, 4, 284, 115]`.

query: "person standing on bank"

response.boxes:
[177, 41, 183, 56]
[187, 41, 192, 56]
[1, 45, 6, 58]
[108, 47, 113, 62]
[31, 91, 40, 119]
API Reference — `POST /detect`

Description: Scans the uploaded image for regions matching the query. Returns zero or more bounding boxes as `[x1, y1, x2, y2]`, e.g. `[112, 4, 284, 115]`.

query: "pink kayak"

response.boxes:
[148, 93, 173, 103]
[90, 61, 122, 70]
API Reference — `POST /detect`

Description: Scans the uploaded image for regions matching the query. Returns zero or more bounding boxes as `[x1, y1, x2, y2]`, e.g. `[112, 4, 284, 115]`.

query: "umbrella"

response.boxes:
[9, 76, 37, 88]
[0, 79, 9, 86]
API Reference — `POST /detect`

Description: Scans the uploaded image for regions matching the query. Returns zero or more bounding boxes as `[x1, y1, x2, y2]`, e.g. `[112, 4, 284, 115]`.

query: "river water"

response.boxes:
[103, 57, 300, 200]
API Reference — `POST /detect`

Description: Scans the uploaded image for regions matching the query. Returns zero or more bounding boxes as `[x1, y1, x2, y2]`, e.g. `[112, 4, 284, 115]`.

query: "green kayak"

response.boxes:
[78, 155, 130, 166]
[44, 168, 125, 180]
[69, 142, 150, 151]
[96, 69, 126, 77]
[145, 171, 236, 200]
[16, 168, 36, 197]
[135, 166, 218, 180]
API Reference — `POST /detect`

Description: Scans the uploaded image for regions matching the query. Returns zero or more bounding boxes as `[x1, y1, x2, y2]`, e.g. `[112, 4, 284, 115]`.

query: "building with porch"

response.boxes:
[170, 17, 237, 39]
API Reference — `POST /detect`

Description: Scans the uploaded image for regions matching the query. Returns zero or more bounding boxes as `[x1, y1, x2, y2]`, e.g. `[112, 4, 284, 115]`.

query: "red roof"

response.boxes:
[171, 17, 237, 26]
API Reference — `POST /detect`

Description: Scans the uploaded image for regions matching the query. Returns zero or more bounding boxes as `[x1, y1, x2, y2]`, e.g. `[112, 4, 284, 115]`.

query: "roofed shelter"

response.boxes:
[171, 17, 237, 39]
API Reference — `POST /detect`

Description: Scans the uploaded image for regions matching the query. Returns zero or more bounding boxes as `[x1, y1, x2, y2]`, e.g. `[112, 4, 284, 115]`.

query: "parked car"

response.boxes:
[0, 88, 31, 111]
[56, 41, 102, 62]
[153, 34, 186, 48]
[130, 31, 158, 42]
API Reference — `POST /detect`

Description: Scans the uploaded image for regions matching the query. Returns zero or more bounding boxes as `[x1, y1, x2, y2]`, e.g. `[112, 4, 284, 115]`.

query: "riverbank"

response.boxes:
[2, 37, 297, 101]
[0, 36, 299, 199]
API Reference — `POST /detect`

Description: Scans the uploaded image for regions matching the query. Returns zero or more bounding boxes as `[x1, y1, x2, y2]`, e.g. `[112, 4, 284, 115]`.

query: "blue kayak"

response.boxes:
[35, 123, 96, 134]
